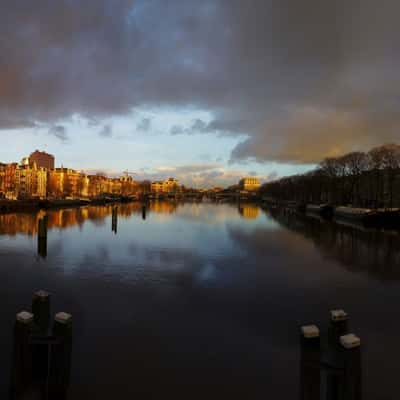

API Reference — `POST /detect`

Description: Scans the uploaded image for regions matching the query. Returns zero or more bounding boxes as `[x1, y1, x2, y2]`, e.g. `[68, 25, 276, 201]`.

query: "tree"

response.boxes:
[340, 152, 368, 205]
[378, 144, 400, 208]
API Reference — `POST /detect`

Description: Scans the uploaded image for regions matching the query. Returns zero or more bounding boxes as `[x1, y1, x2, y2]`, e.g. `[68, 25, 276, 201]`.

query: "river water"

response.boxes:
[0, 202, 399, 399]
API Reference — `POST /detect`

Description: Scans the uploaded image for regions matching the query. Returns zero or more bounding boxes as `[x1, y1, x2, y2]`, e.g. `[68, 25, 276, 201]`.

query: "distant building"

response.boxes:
[29, 150, 55, 170]
[15, 163, 47, 199]
[47, 169, 65, 198]
[151, 181, 164, 193]
[87, 174, 111, 198]
[48, 168, 83, 198]
[110, 178, 122, 195]
[151, 178, 181, 194]
[0, 163, 5, 198]
[4, 163, 18, 199]
[80, 174, 89, 198]
[239, 177, 260, 192]
[119, 176, 139, 196]
[163, 177, 180, 193]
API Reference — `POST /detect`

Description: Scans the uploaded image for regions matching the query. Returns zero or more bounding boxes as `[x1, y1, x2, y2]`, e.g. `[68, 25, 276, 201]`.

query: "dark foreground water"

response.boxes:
[0, 202, 399, 399]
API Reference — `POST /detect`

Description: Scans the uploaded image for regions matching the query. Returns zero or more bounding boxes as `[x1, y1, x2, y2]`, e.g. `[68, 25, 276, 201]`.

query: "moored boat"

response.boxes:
[334, 207, 400, 228]
[306, 204, 334, 219]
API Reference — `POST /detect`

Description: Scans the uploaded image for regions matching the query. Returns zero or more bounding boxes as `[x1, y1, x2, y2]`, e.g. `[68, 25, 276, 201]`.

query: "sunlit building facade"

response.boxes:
[120, 176, 139, 196]
[15, 163, 47, 199]
[3, 163, 18, 199]
[80, 174, 89, 198]
[47, 169, 64, 198]
[88, 175, 110, 198]
[239, 177, 260, 192]
[29, 150, 55, 170]
[0, 163, 5, 198]
[151, 178, 181, 194]
[48, 168, 84, 198]
[163, 177, 180, 193]
[151, 181, 164, 193]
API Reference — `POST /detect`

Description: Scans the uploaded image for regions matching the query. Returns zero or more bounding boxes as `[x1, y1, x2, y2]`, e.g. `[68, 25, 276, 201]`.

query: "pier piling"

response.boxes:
[300, 325, 321, 400]
[112, 206, 118, 234]
[10, 293, 72, 399]
[31, 291, 51, 385]
[37, 215, 48, 258]
[339, 334, 362, 400]
[49, 312, 72, 399]
[32, 290, 50, 332]
[326, 310, 350, 400]
[11, 311, 34, 397]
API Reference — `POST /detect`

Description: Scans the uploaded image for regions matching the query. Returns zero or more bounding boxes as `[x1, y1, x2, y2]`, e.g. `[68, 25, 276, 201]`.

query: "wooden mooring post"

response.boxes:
[48, 312, 72, 399]
[31, 290, 51, 385]
[300, 310, 362, 400]
[300, 325, 321, 400]
[112, 206, 118, 234]
[10, 311, 34, 398]
[37, 215, 48, 258]
[10, 292, 72, 400]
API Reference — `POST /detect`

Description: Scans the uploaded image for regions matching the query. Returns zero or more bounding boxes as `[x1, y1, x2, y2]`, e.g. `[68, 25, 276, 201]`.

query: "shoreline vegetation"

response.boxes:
[260, 143, 400, 209]
[260, 143, 400, 229]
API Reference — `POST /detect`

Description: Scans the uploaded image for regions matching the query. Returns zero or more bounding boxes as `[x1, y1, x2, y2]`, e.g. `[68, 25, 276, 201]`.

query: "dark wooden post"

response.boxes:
[112, 206, 118, 234]
[142, 204, 146, 220]
[300, 325, 321, 400]
[37, 216, 48, 258]
[48, 312, 72, 399]
[31, 290, 51, 384]
[339, 334, 361, 400]
[32, 290, 50, 332]
[329, 310, 348, 341]
[10, 311, 34, 398]
[326, 309, 349, 400]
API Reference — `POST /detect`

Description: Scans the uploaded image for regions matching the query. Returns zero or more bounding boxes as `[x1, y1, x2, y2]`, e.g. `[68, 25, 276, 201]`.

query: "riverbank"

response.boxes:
[261, 199, 400, 229]
[0, 196, 138, 213]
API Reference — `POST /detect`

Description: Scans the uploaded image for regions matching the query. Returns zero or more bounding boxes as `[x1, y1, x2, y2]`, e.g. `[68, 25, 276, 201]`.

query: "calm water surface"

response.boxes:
[1, 202, 399, 399]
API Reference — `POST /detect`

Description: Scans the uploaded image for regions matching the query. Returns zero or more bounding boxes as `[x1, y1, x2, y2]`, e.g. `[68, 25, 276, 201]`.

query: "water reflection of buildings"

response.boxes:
[0, 202, 184, 237]
[0, 201, 263, 238]
[238, 204, 260, 219]
[267, 208, 400, 280]
[149, 200, 179, 214]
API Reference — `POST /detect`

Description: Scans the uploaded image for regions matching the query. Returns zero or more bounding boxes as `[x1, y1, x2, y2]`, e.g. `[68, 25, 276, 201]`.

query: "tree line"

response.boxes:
[260, 144, 400, 208]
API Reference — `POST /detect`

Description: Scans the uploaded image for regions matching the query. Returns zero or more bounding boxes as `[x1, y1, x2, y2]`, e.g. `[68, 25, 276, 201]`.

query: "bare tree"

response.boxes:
[378, 144, 400, 208]
[263, 144, 400, 209]
[341, 152, 368, 205]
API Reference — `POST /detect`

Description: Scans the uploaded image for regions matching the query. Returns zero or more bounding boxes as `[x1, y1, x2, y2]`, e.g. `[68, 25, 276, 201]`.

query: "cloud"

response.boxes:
[98, 124, 113, 138]
[80, 162, 272, 188]
[169, 125, 184, 135]
[134, 163, 270, 188]
[48, 125, 68, 142]
[136, 118, 152, 133]
[1, 0, 400, 162]
[82, 168, 120, 177]
[169, 118, 232, 136]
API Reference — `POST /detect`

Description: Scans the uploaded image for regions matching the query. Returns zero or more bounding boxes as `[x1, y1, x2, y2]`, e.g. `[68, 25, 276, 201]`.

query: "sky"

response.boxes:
[1, 0, 399, 187]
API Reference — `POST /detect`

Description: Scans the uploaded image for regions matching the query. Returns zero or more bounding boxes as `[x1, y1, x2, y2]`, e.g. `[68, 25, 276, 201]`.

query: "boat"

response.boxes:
[306, 204, 334, 219]
[334, 207, 400, 228]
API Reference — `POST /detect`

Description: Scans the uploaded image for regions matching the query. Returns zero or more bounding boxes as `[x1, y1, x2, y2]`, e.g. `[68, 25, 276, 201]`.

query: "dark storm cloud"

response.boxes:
[48, 125, 68, 142]
[98, 124, 113, 138]
[1, 0, 400, 162]
[136, 118, 152, 133]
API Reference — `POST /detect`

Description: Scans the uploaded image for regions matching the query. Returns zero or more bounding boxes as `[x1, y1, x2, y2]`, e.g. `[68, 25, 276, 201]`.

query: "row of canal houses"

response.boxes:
[0, 159, 139, 200]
